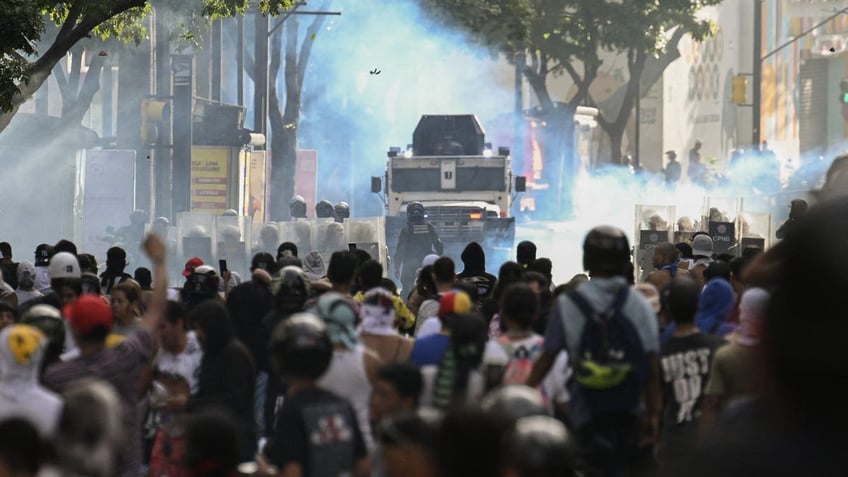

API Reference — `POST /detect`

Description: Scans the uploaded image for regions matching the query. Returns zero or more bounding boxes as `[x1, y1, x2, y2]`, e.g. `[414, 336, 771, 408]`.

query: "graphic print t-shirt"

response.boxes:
[271, 387, 366, 477]
[660, 332, 725, 445]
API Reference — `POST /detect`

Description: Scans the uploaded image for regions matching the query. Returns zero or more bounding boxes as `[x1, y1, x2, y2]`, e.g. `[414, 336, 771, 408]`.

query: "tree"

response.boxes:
[0, 0, 295, 133]
[240, 1, 330, 221]
[419, 0, 720, 165]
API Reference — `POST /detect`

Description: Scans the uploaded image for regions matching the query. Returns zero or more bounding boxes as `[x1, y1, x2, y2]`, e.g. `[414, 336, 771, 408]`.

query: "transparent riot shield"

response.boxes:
[738, 211, 771, 256]
[145, 221, 180, 283]
[177, 212, 216, 271]
[312, 218, 347, 265]
[252, 221, 281, 257]
[703, 197, 742, 255]
[673, 202, 702, 245]
[345, 217, 388, 269]
[634, 205, 676, 283]
[216, 215, 252, 278]
[277, 220, 316, 258]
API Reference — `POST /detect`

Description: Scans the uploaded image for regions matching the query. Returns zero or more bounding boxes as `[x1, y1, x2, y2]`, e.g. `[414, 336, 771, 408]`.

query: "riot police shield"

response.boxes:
[634, 205, 675, 282]
[277, 220, 315, 258]
[673, 203, 702, 245]
[252, 221, 281, 257]
[177, 212, 216, 271]
[145, 221, 179, 282]
[312, 218, 347, 264]
[216, 215, 252, 278]
[344, 217, 388, 268]
[703, 197, 741, 255]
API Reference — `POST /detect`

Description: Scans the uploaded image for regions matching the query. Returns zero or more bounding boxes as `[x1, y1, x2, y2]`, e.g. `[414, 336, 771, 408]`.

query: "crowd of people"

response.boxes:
[2, 155, 848, 477]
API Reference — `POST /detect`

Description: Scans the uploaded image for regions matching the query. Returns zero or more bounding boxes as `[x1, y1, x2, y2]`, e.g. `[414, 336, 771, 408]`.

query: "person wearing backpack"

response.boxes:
[527, 225, 661, 477]
[481, 283, 569, 415]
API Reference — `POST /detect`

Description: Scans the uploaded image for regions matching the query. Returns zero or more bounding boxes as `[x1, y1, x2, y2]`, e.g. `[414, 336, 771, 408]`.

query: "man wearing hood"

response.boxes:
[100, 246, 133, 296]
[457, 242, 497, 303]
[0, 324, 64, 437]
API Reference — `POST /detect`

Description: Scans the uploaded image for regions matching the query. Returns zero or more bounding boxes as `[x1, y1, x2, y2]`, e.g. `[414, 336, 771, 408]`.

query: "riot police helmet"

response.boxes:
[222, 209, 238, 217]
[269, 312, 333, 378]
[582, 225, 631, 276]
[315, 200, 334, 219]
[153, 217, 170, 226]
[289, 195, 308, 218]
[334, 202, 350, 221]
[407, 201, 426, 222]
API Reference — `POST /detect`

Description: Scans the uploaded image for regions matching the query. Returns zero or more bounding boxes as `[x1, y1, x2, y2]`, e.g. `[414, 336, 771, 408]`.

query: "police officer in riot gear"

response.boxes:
[290, 195, 307, 219]
[394, 201, 443, 294]
[315, 200, 334, 219]
[333, 202, 350, 223]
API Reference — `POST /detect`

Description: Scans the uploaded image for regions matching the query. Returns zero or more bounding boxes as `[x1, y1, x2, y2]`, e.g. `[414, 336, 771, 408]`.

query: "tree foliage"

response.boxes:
[420, 0, 721, 163]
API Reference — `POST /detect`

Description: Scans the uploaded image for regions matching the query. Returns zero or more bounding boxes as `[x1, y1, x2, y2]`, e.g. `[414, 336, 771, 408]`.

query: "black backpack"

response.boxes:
[567, 287, 648, 416]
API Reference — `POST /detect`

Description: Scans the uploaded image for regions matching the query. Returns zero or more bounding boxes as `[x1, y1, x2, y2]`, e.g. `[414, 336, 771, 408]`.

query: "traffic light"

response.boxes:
[731, 75, 748, 105]
[140, 98, 169, 144]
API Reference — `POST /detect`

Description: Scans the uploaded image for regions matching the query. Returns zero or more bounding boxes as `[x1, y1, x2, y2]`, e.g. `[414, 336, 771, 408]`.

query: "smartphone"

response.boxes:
[219, 259, 228, 273]
[348, 243, 357, 251]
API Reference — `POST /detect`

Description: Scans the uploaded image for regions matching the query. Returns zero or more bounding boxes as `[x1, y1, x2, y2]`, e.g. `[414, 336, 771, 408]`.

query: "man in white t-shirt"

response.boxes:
[148, 301, 203, 476]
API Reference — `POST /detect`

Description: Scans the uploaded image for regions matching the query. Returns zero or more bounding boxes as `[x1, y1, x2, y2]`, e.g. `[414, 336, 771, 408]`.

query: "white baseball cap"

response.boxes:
[48, 252, 81, 280]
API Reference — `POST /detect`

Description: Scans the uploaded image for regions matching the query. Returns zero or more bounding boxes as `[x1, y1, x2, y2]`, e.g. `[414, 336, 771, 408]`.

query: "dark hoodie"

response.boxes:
[458, 242, 497, 301]
[188, 301, 256, 462]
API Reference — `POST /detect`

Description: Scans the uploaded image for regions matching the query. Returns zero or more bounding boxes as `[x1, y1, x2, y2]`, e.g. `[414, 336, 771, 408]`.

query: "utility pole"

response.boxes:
[171, 55, 194, 215]
[153, 7, 173, 219]
[253, 13, 269, 144]
[514, 51, 525, 167]
[753, 0, 762, 148]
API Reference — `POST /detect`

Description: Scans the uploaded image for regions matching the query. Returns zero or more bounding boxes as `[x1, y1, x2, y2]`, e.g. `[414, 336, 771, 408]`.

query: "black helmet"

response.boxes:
[481, 385, 547, 424]
[334, 202, 350, 221]
[181, 266, 220, 306]
[153, 216, 170, 226]
[290, 195, 307, 219]
[502, 416, 577, 477]
[315, 200, 334, 218]
[582, 225, 630, 276]
[407, 201, 425, 222]
[269, 312, 333, 378]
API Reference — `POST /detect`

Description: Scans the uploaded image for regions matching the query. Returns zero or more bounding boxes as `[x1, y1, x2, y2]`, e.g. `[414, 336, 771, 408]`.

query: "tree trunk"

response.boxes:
[595, 28, 687, 165]
[267, 17, 299, 221]
[60, 51, 107, 126]
[267, 4, 329, 221]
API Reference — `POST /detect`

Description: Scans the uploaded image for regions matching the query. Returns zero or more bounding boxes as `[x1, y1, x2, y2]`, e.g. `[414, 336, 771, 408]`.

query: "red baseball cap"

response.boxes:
[64, 295, 113, 336]
[438, 291, 472, 318]
[183, 257, 204, 277]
